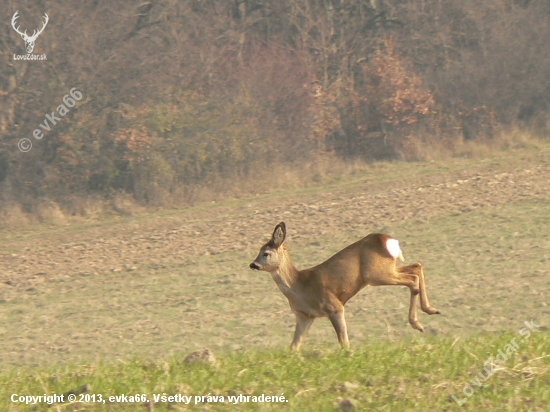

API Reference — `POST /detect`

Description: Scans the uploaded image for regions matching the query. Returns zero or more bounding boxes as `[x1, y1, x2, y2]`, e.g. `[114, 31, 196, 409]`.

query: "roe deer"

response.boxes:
[249, 222, 440, 350]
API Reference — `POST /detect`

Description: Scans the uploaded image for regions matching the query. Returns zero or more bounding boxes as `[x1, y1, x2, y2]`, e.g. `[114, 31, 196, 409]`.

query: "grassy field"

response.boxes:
[1, 144, 550, 410]
[1, 331, 549, 411]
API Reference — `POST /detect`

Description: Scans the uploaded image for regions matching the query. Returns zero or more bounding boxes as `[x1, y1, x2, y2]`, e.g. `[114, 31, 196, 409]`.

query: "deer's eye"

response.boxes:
[263, 252, 269, 257]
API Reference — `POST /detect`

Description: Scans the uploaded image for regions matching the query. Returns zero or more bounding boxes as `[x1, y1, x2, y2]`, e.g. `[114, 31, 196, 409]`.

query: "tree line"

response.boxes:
[1, 0, 549, 210]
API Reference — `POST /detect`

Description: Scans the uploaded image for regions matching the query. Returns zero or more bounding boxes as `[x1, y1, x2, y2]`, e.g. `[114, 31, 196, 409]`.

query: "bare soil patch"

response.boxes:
[1, 155, 549, 288]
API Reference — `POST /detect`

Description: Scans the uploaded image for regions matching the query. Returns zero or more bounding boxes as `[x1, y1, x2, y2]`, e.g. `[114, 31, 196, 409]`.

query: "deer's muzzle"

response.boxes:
[249, 262, 260, 270]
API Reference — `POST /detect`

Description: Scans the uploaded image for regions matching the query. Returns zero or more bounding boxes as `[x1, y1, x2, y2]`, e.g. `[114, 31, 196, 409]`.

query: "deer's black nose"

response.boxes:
[249, 262, 260, 270]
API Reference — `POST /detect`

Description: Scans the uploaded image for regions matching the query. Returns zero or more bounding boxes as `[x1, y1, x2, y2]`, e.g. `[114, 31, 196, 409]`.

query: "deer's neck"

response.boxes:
[270, 246, 299, 294]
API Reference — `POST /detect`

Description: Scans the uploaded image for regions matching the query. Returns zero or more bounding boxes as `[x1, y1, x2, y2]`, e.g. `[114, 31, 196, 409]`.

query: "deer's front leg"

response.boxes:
[290, 312, 315, 351]
[328, 310, 350, 348]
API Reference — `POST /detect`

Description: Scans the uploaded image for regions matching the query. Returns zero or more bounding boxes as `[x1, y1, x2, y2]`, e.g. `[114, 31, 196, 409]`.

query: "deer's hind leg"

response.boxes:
[370, 270, 420, 293]
[397, 263, 440, 315]
[368, 269, 424, 332]
[407, 290, 424, 332]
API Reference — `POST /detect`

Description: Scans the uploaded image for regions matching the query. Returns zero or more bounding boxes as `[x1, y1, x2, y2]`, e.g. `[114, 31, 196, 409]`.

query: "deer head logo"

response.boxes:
[11, 10, 49, 54]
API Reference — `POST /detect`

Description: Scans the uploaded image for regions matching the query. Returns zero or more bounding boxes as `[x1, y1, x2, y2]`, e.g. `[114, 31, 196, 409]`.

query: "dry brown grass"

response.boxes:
[396, 127, 549, 162]
[0, 204, 30, 229]
[1, 131, 548, 229]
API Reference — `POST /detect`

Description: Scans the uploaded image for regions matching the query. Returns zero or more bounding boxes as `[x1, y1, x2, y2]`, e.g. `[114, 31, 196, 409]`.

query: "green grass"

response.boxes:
[1, 331, 549, 411]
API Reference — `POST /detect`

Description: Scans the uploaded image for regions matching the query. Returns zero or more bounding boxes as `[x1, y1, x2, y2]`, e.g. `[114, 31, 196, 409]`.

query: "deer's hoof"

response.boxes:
[411, 321, 424, 332]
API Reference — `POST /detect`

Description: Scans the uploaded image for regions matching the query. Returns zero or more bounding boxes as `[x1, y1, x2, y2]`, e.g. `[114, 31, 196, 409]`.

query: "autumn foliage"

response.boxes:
[1, 0, 549, 210]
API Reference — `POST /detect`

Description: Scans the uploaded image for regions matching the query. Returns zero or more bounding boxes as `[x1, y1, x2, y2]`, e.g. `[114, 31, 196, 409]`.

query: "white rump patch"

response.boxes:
[386, 238, 405, 261]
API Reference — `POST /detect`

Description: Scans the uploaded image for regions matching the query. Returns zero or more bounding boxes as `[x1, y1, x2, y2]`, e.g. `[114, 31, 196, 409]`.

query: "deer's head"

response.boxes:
[249, 222, 287, 272]
[12, 11, 49, 54]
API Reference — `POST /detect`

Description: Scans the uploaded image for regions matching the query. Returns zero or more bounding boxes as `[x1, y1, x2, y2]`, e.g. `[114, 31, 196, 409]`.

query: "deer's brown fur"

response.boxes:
[249, 222, 440, 350]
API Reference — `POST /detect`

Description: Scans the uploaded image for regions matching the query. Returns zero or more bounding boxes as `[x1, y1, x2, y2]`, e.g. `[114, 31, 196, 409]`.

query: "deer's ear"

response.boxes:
[271, 222, 286, 247]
